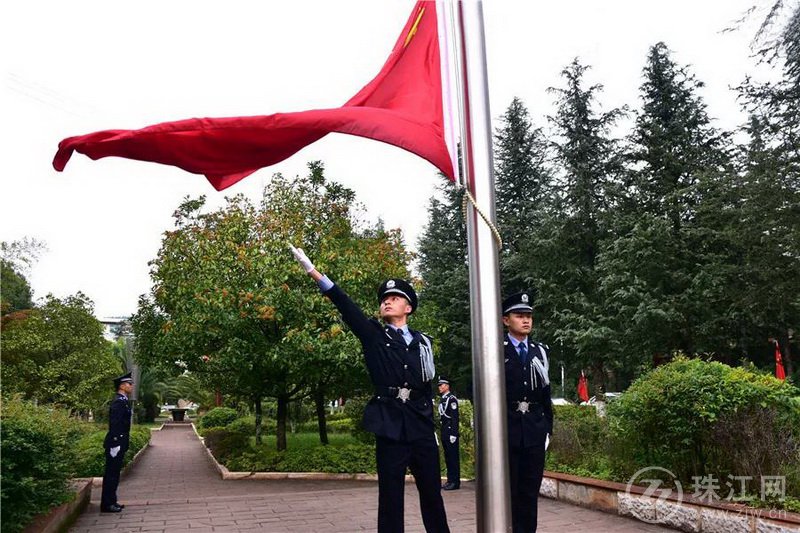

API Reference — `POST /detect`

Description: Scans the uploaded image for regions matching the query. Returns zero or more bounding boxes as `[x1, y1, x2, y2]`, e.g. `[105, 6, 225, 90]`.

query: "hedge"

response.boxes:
[608, 357, 800, 497]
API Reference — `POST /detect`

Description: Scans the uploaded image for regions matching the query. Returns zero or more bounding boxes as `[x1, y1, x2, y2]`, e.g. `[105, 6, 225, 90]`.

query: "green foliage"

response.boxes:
[607, 358, 800, 494]
[455, 399, 475, 479]
[1, 397, 80, 533]
[1, 293, 119, 414]
[546, 405, 615, 480]
[70, 426, 151, 478]
[132, 162, 411, 450]
[342, 395, 375, 444]
[225, 434, 376, 474]
[199, 407, 239, 429]
[0, 260, 32, 314]
[416, 176, 471, 389]
[202, 428, 249, 462]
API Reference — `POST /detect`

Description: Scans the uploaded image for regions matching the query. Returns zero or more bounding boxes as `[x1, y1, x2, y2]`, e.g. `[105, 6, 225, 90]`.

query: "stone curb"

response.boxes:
[541, 470, 800, 532]
[190, 425, 799, 532]
[22, 478, 92, 533]
[190, 423, 466, 484]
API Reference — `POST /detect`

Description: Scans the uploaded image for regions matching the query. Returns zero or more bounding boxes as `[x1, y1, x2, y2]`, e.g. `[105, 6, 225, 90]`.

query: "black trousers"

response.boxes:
[101, 448, 125, 509]
[441, 434, 460, 485]
[375, 436, 450, 533]
[509, 444, 546, 533]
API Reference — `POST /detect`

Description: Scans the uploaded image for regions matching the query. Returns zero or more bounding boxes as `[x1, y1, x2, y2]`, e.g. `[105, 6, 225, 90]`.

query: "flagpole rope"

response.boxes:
[458, 185, 503, 248]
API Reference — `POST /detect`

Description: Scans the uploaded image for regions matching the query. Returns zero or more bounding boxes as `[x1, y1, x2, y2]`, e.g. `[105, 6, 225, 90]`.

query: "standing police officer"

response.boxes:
[101, 372, 133, 513]
[291, 245, 450, 533]
[502, 292, 553, 533]
[437, 377, 460, 490]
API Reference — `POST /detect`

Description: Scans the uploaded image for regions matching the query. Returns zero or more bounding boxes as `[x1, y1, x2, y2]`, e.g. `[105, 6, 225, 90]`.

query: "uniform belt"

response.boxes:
[376, 386, 426, 403]
[511, 400, 542, 414]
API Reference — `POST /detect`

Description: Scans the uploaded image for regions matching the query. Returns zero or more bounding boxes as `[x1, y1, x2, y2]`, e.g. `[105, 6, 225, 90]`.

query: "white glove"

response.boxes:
[110, 446, 121, 458]
[545, 434, 550, 451]
[289, 244, 315, 273]
[449, 435, 457, 444]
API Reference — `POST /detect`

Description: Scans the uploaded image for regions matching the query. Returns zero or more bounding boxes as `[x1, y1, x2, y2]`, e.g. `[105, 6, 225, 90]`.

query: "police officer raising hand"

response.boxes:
[291, 244, 450, 533]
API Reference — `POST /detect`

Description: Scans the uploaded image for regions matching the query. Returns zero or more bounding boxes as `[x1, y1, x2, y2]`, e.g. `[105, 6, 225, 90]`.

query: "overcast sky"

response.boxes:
[2, 0, 770, 318]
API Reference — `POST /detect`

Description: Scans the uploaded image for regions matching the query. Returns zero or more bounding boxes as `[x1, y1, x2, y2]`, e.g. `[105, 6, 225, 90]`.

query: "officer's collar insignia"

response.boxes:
[521, 294, 529, 303]
[387, 280, 396, 289]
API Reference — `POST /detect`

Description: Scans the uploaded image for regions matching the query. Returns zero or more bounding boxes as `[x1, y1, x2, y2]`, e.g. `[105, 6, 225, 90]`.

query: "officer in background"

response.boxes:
[502, 292, 553, 533]
[437, 377, 460, 490]
[101, 372, 133, 513]
[291, 245, 450, 533]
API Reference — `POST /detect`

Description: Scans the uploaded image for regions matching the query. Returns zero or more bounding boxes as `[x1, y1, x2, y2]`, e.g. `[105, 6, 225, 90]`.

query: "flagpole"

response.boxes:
[454, 1, 512, 530]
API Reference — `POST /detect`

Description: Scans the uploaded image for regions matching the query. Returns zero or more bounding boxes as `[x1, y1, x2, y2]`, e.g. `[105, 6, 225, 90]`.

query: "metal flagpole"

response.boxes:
[452, 1, 512, 531]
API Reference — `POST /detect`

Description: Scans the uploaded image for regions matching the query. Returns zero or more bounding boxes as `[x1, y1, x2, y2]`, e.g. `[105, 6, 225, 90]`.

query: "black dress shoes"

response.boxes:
[101, 504, 123, 513]
[442, 482, 460, 490]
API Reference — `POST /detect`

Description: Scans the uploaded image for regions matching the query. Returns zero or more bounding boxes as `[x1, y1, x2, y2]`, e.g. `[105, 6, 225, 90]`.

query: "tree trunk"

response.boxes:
[276, 395, 288, 451]
[314, 386, 329, 445]
[254, 395, 263, 445]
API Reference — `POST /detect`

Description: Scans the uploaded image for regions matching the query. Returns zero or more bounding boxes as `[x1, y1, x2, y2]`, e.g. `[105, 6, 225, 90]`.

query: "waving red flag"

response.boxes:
[775, 341, 786, 381]
[577, 370, 589, 403]
[53, 2, 458, 191]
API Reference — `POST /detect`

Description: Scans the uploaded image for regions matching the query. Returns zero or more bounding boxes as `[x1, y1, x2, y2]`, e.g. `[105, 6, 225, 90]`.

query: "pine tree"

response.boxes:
[537, 59, 625, 392]
[416, 176, 471, 392]
[493, 97, 553, 293]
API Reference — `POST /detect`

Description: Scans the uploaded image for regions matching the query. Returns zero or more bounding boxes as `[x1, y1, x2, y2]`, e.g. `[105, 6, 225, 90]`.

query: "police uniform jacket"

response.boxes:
[324, 283, 435, 443]
[438, 392, 459, 440]
[103, 393, 132, 451]
[504, 334, 553, 448]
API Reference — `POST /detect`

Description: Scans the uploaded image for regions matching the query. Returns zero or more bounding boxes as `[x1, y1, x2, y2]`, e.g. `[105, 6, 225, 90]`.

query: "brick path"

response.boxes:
[71, 425, 674, 532]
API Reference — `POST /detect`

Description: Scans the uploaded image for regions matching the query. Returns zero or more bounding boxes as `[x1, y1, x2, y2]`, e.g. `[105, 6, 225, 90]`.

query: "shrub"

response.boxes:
[70, 426, 151, 478]
[202, 428, 249, 461]
[342, 395, 375, 444]
[226, 437, 376, 473]
[546, 405, 614, 480]
[608, 357, 800, 496]
[198, 407, 238, 429]
[1, 397, 76, 533]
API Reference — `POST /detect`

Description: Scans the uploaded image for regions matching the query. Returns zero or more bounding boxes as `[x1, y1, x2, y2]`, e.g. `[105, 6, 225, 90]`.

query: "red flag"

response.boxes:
[577, 370, 589, 403]
[53, 2, 458, 191]
[775, 341, 786, 381]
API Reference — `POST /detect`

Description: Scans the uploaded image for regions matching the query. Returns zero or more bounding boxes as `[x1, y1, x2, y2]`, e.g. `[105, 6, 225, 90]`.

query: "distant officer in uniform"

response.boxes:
[291, 245, 450, 533]
[101, 372, 133, 513]
[437, 376, 460, 490]
[502, 292, 553, 533]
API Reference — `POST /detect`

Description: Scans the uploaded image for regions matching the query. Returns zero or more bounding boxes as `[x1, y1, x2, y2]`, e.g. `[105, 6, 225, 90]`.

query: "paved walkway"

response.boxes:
[71, 425, 674, 532]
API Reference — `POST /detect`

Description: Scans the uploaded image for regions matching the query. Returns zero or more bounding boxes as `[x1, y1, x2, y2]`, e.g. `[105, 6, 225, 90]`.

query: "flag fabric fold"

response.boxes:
[775, 341, 786, 381]
[53, 2, 456, 191]
[577, 370, 589, 403]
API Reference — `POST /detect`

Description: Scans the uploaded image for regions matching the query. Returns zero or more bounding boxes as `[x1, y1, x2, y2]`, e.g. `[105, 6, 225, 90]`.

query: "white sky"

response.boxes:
[2, 0, 770, 318]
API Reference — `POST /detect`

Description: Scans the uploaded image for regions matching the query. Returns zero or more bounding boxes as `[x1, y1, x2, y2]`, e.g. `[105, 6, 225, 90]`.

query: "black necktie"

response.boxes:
[518, 342, 528, 365]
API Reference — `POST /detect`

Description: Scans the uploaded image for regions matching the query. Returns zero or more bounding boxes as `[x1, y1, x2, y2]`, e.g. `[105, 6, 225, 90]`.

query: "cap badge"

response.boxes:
[387, 280, 396, 289]
[521, 294, 529, 303]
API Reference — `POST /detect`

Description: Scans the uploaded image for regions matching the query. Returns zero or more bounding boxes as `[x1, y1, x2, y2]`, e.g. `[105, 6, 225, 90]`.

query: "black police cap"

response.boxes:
[437, 376, 450, 385]
[502, 291, 534, 315]
[377, 278, 418, 313]
[113, 372, 134, 389]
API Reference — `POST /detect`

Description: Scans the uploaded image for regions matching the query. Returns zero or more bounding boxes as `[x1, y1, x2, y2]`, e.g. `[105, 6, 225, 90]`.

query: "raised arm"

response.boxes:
[289, 244, 375, 342]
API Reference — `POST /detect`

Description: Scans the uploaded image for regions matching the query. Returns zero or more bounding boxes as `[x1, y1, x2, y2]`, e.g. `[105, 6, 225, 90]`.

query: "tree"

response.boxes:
[1, 293, 119, 413]
[494, 98, 553, 291]
[1, 261, 32, 314]
[536, 59, 625, 393]
[598, 42, 734, 376]
[132, 162, 410, 449]
[733, 1, 800, 375]
[1, 237, 45, 315]
[416, 175, 471, 393]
